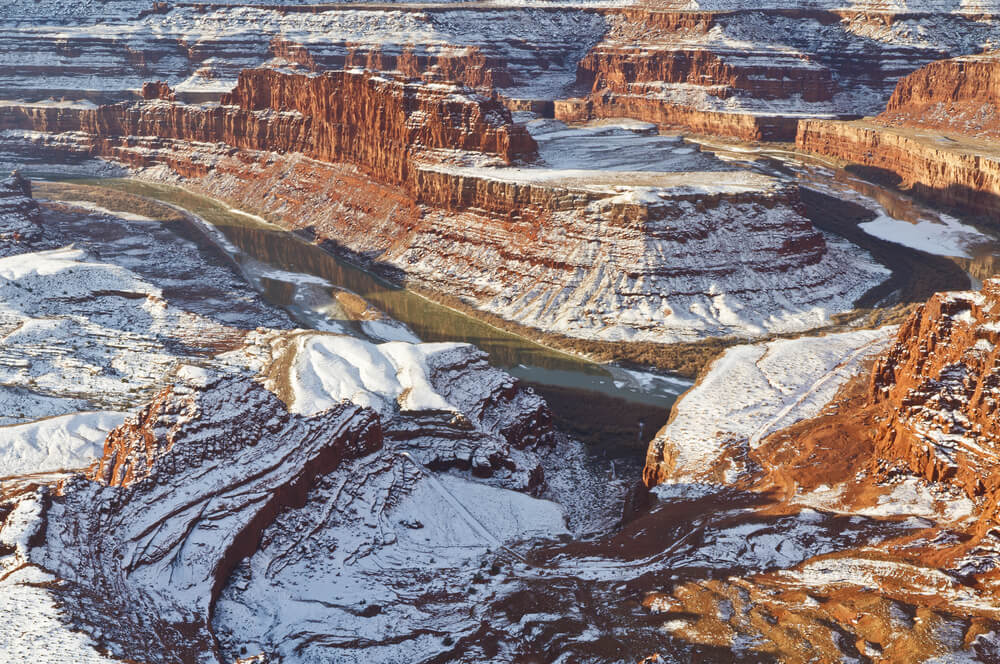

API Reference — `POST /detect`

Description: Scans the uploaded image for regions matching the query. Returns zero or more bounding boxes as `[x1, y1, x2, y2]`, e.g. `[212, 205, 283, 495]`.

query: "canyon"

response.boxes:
[1, 0, 1000, 662]
[0, 68, 889, 347]
[797, 52, 1000, 220]
[639, 280, 1000, 661]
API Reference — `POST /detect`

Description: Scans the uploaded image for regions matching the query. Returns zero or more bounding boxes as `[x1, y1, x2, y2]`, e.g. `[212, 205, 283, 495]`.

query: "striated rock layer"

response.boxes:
[565, 7, 997, 139]
[556, 94, 802, 142]
[634, 282, 1000, 661]
[0, 4, 605, 102]
[645, 278, 1000, 512]
[797, 52, 1000, 218]
[1, 326, 564, 662]
[869, 280, 1000, 507]
[880, 52, 1000, 141]
[0, 68, 536, 185]
[0, 171, 43, 256]
[2, 71, 888, 344]
[796, 117, 1000, 218]
[131, 145, 886, 343]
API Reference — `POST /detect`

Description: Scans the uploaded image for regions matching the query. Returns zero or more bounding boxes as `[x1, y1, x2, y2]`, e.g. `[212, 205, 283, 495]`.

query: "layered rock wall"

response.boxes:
[577, 46, 834, 103]
[796, 118, 1000, 217]
[880, 53, 1000, 140]
[270, 38, 515, 90]
[0, 171, 43, 254]
[869, 281, 1000, 502]
[0, 69, 536, 187]
[555, 95, 802, 141]
[569, 8, 996, 139]
[797, 53, 1000, 217]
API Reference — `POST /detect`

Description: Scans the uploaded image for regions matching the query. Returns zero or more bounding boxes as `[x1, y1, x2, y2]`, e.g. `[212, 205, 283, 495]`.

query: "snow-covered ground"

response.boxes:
[214, 452, 569, 662]
[859, 212, 994, 258]
[402, 124, 891, 344]
[528, 119, 724, 173]
[650, 327, 894, 487]
[0, 5, 607, 100]
[0, 411, 126, 478]
[0, 193, 293, 479]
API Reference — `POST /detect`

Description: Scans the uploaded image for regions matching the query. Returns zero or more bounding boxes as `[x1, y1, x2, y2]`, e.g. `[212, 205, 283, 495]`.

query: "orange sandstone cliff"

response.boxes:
[0, 68, 536, 187]
[869, 281, 1000, 504]
[797, 53, 1000, 218]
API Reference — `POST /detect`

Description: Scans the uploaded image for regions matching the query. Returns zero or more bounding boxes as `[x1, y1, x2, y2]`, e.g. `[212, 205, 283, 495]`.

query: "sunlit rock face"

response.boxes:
[563, 5, 997, 139]
[797, 52, 1000, 218]
[870, 280, 1000, 505]
[632, 282, 1000, 662]
[0, 91, 889, 344]
[881, 52, 1000, 141]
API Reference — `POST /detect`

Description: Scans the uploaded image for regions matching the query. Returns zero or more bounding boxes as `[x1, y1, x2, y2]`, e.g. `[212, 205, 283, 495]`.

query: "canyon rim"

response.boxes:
[2, 1, 1000, 663]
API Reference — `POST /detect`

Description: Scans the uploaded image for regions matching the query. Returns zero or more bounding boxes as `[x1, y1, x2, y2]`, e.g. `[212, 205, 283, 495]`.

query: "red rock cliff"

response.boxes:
[881, 53, 1000, 140]
[796, 117, 1000, 218]
[0, 68, 537, 188]
[869, 280, 1000, 503]
[796, 53, 1000, 218]
[270, 38, 515, 90]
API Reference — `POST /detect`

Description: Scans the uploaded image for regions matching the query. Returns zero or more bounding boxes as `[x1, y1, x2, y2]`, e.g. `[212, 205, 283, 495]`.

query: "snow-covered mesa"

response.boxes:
[242, 333, 473, 419]
[0, 411, 126, 477]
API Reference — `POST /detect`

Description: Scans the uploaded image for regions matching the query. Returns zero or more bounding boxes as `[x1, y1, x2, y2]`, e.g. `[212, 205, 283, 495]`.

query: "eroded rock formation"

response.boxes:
[0, 68, 536, 184]
[564, 7, 997, 139]
[881, 52, 1000, 140]
[1, 325, 563, 661]
[1, 74, 888, 344]
[38, 370, 383, 661]
[797, 53, 1000, 218]
[869, 281, 1000, 504]
[634, 281, 1000, 661]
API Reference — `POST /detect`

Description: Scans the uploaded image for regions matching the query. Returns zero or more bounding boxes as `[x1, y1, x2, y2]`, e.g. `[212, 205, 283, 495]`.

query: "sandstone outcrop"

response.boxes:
[796, 118, 1000, 218]
[270, 38, 516, 90]
[564, 7, 997, 139]
[880, 52, 1000, 140]
[555, 94, 801, 142]
[634, 284, 1000, 661]
[140, 80, 175, 101]
[797, 52, 1000, 217]
[0, 68, 536, 186]
[869, 280, 1000, 504]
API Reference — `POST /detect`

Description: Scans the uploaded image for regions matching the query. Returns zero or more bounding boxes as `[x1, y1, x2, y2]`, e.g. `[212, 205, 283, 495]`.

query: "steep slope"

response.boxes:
[0, 323, 573, 662]
[1, 84, 889, 344]
[634, 282, 1000, 662]
[881, 52, 1000, 141]
[869, 281, 1000, 504]
[29, 370, 384, 662]
[0, 68, 536, 180]
[797, 52, 1000, 218]
[0, 172, 43, 256]
[563, 7, 996, 139]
